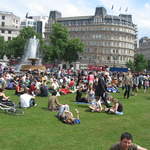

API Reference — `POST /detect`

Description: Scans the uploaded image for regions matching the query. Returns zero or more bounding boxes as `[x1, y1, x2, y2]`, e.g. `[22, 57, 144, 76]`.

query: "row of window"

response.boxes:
[0, 30, 12, 34]
[61, 18, 133, 27]
[91, 34, 134, 41]
[0, 35, 11, 40]
[85, 41, 134, 49]
[84, 55, 132, 62]
[69, 26, 135, 34]
[86, 47, 134, 55]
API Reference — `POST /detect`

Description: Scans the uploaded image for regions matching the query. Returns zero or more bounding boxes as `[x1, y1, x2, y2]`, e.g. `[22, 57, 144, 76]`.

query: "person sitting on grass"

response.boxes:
[19, 88, 37, 108]
[57, 104, 80, 125]
[109, 132, 147, 150]
[48, 91, 61, 111]
[15, 82, 24, 96]
[105, 96, 124, 115]
[75, 87, 88, 103]
[88, 98, 104, 112]
[0, 88, 14, 106]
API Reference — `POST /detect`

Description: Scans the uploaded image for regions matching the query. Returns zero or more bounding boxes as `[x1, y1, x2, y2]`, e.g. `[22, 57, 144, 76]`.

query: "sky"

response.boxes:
[1, 0, 150, 39]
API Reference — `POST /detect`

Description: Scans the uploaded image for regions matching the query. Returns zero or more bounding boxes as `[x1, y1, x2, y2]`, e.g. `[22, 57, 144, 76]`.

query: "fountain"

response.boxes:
[19, 36, 46, 71]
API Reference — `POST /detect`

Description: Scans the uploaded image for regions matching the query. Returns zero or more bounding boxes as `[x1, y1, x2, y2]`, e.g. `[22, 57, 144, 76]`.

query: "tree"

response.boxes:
[126, 54, 148, 72]
[44, 23, 84, 63]
[134, 54, 147, 72]
[19, 27, 38, 40]
[126, 60, 135, 71]
[6, 27, 42, 58]
[147, 60, 150, 71]
[64, 38, 84, 63]
[0, 36, 6, 58]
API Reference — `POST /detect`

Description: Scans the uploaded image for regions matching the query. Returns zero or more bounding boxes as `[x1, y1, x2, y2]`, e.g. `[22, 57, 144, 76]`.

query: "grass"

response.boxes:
[0, 89, 150, 150]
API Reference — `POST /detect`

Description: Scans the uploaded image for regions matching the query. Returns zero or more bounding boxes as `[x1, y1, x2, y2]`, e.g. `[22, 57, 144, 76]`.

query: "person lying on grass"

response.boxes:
[57, 104, 80, 125]
[105, 96, 124, 115]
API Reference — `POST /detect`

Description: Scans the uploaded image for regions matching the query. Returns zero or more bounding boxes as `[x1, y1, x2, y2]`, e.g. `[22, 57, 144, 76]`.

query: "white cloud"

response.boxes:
[144, 3, 150, 9]
[0, 0, 150, 38]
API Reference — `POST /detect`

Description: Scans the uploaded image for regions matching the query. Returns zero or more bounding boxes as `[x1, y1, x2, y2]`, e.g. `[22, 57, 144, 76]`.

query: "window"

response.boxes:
[1, 22, 5, 26]
[8, 30, 12, 34]
[8, 37, 11, 40]
[2, 16, 5, 20]
[1, 30, 5, 33]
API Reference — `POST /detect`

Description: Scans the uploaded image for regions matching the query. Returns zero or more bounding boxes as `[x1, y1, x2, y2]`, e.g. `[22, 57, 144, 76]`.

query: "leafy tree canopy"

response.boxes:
[44, 23, 84, 64]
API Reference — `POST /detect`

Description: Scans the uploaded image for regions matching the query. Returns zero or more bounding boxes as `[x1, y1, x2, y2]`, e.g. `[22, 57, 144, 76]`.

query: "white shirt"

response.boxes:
[20, 93, 34, 108]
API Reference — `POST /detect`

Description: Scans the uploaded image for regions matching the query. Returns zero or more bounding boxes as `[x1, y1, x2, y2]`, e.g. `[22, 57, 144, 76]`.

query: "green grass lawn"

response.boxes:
[0, 89, 150, 150]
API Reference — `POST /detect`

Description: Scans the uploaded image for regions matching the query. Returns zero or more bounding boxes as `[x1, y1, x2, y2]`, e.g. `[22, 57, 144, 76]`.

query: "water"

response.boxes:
[16, 36, 40, 71]
[23, 35, 40, 62]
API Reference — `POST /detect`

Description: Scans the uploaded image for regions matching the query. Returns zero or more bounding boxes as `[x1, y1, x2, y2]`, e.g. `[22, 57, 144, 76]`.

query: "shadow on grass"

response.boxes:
[75, 104, 88, 108]
[41, 107, 50, 111]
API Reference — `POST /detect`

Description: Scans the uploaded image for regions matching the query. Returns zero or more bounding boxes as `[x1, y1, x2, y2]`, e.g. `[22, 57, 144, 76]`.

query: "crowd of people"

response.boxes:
[0, 66, 150, 117]
[0, 65, 149, 148]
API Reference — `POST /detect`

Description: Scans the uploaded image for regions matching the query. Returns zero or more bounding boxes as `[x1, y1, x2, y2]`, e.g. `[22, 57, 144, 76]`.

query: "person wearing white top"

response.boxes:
[19, 90, 36, 108]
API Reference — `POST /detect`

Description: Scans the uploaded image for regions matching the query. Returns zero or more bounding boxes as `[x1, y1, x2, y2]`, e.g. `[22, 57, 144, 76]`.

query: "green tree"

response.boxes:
[6, 36, 25, 57]
[147, 60, 150, 71]
[19, 27, 38, 40]
[64, 38, 84, 63]
[44, 23, 84, 63]
[134, 54, 148, 72]
[126, 54, 148, 72]
[49, 23, 69, 62]
[126, 60, 135, 71]
[0, 36, 6, 58]
[6, 27, 42, 58]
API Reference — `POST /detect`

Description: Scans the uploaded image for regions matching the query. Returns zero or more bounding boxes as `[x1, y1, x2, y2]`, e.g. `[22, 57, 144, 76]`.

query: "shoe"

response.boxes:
[34, 104, 37, 107]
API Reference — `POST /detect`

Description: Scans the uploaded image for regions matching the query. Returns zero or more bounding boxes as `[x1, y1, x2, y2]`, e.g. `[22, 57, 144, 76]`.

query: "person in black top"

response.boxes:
[75, 87, 88, 103]
[95, 73, 110, 107]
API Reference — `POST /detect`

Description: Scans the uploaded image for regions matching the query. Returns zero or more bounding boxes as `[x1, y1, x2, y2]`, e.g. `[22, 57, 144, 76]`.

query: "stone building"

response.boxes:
[45, 7, 137, 67]
[137, 37, 150, 60]
[0, 11, 20, 41]
[21, 15, 48, 38]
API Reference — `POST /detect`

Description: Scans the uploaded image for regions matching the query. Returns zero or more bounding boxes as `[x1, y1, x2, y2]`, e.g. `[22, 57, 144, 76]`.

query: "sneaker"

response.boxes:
[34, 104, 37, 107]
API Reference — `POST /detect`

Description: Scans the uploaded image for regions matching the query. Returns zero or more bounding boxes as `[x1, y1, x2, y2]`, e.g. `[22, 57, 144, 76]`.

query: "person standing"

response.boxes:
[95, 73, 110, 107]
[123, 72, 132, 99]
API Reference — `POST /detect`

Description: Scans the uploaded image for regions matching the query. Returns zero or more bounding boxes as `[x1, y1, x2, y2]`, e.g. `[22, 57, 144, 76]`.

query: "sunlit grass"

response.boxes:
[0, 89, 150, 150]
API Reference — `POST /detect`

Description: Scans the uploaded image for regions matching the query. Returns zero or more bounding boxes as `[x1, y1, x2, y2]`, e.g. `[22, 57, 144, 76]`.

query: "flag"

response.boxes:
[125, 7, 128, 12]
[111, 5, 114, 10]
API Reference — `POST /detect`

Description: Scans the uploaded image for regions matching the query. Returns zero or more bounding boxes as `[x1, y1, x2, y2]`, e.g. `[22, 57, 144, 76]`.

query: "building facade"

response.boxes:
[0, 11, 20, 41]
[45, 7, 137, 67]
[137, 37, 150, 60]
[21, 15, 48, 38]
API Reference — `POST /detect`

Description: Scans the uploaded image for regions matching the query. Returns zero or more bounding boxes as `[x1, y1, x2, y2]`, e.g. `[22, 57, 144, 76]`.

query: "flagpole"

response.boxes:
[111, 5, 114, 24]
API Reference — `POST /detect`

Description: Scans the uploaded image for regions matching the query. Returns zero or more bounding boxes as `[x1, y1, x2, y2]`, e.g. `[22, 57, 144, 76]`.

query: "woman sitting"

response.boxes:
[105, 97, 124, 115]
[48, 91, 61, 111]
[15, 83, 24, 96]
[0, 88, 14, 106]
[57, 104, 80, 125]
[75, 87, 88, 103]
[86, 86, 96, 103]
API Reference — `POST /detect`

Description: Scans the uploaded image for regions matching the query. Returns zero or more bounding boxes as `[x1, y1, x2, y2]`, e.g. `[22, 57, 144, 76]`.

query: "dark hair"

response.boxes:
[120, 132, 133, 141]
[0, 88, 3, 92]
[51, 91, 57, 96]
